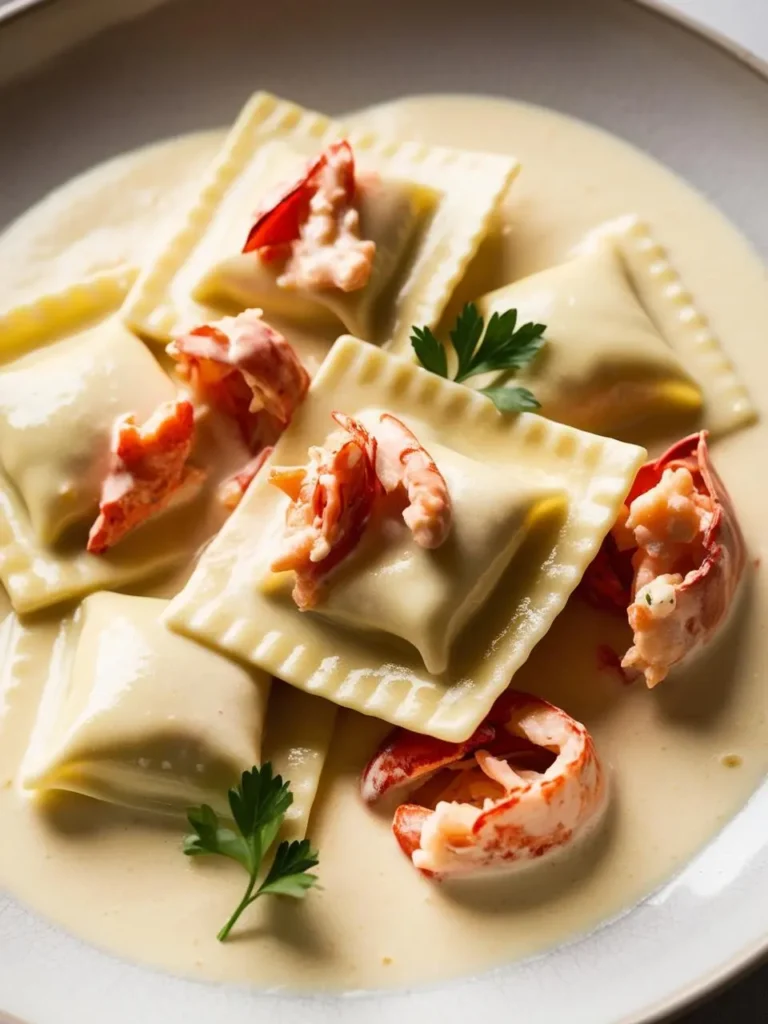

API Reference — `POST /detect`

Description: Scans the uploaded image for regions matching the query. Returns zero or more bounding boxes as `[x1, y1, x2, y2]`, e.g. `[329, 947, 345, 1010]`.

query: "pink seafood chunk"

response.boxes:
[361, 690, 606, 879]
[370, 412, 452, 549]
[268, 411, 454, 610]
[243, 140, 375, 293]
[269, 412, 380, 610]
[168, 309, 309, 453]
[87, 399, 204, 554]
[581, 431, 746, 687]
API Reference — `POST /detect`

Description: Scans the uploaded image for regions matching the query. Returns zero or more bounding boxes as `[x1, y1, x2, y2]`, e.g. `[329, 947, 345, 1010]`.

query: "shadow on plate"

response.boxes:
[653, 567, 755, 729]
[34, 788, 183, 839]
[436, 794, 617, 915]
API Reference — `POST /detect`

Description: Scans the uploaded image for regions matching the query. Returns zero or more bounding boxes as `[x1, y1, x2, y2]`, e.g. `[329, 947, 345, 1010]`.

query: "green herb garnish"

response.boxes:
[645, 592, 652, 605]
[410, 302, 546, 412]
[184, 763, 319, 941]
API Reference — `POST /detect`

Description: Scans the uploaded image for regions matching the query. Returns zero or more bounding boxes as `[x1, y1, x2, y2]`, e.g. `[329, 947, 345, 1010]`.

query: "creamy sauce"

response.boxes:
[1, 95, 767, 992]
[0, 132, 223, 314]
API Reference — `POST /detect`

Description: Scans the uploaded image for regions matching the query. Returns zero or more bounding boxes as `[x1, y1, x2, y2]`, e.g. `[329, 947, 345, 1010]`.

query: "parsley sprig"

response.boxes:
[411, 302, 546, 412]
[184, 763, 319, 941]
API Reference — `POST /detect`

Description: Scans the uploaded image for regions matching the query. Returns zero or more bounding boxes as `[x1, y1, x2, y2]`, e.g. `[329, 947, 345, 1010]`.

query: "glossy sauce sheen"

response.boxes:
[1, 95, 767, 991]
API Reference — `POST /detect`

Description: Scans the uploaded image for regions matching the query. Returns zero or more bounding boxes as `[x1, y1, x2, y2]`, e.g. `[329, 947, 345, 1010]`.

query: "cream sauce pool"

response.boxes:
[0, 95, 767, 992]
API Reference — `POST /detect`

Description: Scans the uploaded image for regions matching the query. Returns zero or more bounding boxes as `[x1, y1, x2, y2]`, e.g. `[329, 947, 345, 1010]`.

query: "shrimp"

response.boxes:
[370, 412, 452, 549]
[167, 308, 309, 452]
[87, 399, 204, 554]
[243, 140, 375, 293]
[269, 412, 379, 610]
[218, 446, 274, 511]
[361, 690, 606, 879]
[581, 432, 746, 687]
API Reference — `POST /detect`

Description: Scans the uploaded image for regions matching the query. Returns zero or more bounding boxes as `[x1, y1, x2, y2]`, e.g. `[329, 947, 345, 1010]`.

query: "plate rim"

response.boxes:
[4, 0, 768, 81]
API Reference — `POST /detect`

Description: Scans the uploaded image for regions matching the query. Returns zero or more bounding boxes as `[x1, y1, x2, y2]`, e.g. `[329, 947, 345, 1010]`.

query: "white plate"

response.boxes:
[0, 2, 767, 1022]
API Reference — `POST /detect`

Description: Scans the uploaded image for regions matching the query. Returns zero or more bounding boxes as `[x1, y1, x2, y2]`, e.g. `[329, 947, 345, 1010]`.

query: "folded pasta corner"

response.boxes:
[20, 593, 271, 816]
[474, 244, 702, 438]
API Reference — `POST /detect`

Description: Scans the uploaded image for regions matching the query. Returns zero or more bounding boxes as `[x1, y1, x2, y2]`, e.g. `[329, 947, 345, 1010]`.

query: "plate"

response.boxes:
[0, 1, 767, 1022]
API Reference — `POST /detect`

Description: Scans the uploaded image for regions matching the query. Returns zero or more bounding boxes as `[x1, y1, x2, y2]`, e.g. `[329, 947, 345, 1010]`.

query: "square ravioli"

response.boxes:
[20, 594, 271, 816]
[190, 142, 433, 341]
[475, 242, 702, 438]
[123, 91, 518, 355]
[0, 272, 250, 614]
[576, 216, 754, 437]
[0, 317, 177, 546]
[261, 426, 556, 675]
[165, 336, 646, 742]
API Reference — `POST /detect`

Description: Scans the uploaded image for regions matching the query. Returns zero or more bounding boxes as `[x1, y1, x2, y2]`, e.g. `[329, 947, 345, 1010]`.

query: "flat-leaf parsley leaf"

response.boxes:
[410, 302, 546, 412]
[184, 763, 319, 941]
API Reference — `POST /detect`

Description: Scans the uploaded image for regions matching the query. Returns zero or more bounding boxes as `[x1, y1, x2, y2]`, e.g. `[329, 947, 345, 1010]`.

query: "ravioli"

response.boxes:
[0, 272, 248, 614]
[192, 142, 433, 340]
[0, 319, 178, 546]
[475, 245, 702, 437]
[0, 267, 136, 360]
[165, 336, 645, 742]
[575, 216, 755, 437]
[263, 425, 557, 675]
[262, 683, 338, 841]
[20, 593, 271, 816]
[123, 91, 519, 356]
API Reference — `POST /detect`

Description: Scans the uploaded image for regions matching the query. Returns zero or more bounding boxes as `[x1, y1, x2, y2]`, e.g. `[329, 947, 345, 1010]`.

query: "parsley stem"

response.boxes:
[185, 765, 318, 941]
[217, 874, 258, 942]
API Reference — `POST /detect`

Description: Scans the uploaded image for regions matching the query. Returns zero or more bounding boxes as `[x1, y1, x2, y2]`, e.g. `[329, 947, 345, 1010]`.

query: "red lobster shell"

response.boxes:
[361, 690, 606, 879]
[242, 141, 355, 257]
[581, 431, 746, 686]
